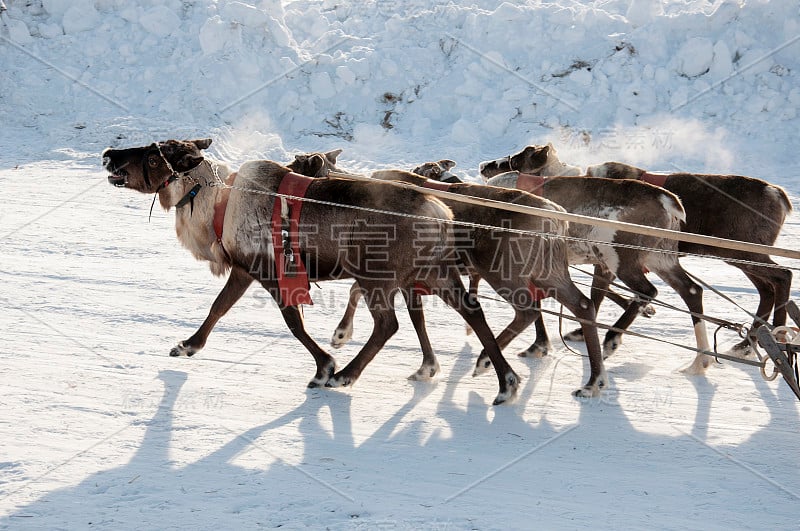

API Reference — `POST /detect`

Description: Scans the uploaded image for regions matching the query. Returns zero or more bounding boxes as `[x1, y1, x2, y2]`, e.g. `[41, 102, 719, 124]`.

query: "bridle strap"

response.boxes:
[147, 143, 190, 221]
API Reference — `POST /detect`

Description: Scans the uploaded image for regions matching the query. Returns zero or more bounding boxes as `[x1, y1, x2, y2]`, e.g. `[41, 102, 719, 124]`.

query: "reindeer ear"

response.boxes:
[325, 149, 342, 163]
[191, 138, 212, 150]
[544, 142, 554, 154]
[175, 153, 205, 172]
[438, 159, 456, 170]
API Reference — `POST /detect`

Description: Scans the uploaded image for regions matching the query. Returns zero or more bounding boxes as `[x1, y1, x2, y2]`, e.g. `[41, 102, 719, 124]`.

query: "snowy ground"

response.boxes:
[2, 1, 800, 529]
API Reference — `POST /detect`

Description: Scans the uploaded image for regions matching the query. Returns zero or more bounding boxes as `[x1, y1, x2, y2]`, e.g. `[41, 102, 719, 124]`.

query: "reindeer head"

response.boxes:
[102, 139, 212, 193]
[287, 149, 342, 177]
[411, 160, 462, 183]
[478, 144, 552, 180]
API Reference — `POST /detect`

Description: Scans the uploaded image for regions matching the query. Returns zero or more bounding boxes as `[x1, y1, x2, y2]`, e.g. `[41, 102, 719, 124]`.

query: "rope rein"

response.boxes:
[206, 178, 800, 273]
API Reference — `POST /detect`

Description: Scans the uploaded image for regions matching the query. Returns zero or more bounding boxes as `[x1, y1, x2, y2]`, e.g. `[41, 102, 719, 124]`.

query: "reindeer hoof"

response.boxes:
[563, 329, 585, 342]
[330, 327, 352, 349]
[170, 342, 196, 357]
[493, 371, 520, 405]
[727, 340, 754, 358]
[602, 337, 621, 359]
[308, 362, 336, 388]
[408, 361, 440, 381]
[573, 385, 600, 398]
[641, 304, 656, 318]
[326, 371, 355, 388]
[472, 354, 492, 377]
[680, 357, 711, 376]
[519, 342, 550, 358]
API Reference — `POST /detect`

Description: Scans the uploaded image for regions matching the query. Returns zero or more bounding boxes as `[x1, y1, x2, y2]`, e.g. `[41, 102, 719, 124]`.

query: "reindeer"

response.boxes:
[473, 152, 716, 374]
[102, 139, 521, 405]
[288, 151, 609, 398]
[479, 142, 581, 178]
[586, 161, 793, 355]
[483, 143, 793, 356]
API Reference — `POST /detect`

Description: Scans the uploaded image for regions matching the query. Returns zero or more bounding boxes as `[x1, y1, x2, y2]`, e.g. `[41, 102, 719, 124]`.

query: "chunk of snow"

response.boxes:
[41, 0, 71, 18]
[222, 2, 270, 27]
[5, 18, 34, 43]
[310, 72, 336, 99]
[199, 16, 242, 55]
[569, 68, 593, 87]
[336, 66, 356, 86]
[139, 6, 181, 37]
[625, 0, 663, 27]
[62, 3, 100, 34]
[676, 37, 714, 78]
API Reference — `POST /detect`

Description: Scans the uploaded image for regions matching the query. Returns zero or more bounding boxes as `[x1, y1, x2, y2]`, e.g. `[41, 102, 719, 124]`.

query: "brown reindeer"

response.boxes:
[483, 146, 793, 355]
[586, 161, 793, 354]
[288, 151, 610, 398]
[478, 142, 581, 177]
[482, 144, 793, 359]
[474, 153, 716, 374]
[102, 139, 521, 404]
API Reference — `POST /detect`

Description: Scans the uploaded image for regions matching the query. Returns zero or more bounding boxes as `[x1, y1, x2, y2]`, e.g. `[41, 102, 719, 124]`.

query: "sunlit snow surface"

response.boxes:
[1, 1, 799, 529]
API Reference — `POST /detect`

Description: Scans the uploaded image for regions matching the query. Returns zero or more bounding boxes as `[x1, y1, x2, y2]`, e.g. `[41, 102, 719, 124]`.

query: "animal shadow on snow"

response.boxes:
[2, 357, 799, 529]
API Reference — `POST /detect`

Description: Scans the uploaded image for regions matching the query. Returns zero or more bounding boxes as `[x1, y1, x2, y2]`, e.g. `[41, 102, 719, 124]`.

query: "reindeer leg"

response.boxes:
[523, 300, 552, 358]
[403, 290, 440, 381]
[652, 265, 712, 375]
[256, 279, 338, 388]
[474, 306, 540, 372]
[563, 265, 614, 342]
[439, 278, 519, 405]
[331, 281, 363, 348]
[730, 260, 791, 355]
[473, 284, 541, 370]
[601, 269, 657, 359]
[171, 266, 253, 357]
[464, 273, 481, 335]
[278, 304, 338, 388]
[327, 286, 398, 388]
[551, 282, 605, 398]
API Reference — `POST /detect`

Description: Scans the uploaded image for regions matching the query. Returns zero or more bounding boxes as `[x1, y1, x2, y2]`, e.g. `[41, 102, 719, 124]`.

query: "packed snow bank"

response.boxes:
[1, 0, 799, 182]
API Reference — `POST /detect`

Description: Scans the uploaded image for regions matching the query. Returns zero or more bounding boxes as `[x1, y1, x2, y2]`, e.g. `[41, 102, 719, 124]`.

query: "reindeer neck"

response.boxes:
[157, 160, 224, 211]
[540, 156, 569, 177]
[167, 160, 234, 271]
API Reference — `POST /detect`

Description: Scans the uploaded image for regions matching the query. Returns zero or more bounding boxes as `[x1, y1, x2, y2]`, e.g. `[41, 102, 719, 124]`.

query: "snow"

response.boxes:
[1, 0, 800, 529]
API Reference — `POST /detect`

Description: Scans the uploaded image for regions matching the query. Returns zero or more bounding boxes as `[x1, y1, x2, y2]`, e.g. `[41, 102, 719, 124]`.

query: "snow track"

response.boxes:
[2, 0, 800, 528]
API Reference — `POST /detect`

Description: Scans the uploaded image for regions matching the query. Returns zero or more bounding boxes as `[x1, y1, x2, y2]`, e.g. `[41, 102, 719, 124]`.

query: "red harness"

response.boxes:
[640, 172, 669, 187]
[515, 174, 550, 301]
[270, 172, 315, 306]
[421, 180, 455, 191]
[516, 173, 547, 197]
